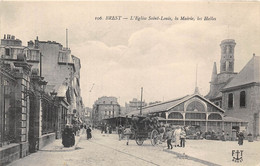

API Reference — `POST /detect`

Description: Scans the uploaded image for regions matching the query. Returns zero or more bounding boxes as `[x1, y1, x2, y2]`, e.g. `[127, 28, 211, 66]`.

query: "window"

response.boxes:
[240, 91, 246, 107]
[5, 48, 10, 56]
[186, 101, 205, 112]
[185, 113, 206, 119]
[208, 113, 222, 120]
[228, 93, 233, 108]
[168, 112, 183, 119]
[229, 62, 233, 71]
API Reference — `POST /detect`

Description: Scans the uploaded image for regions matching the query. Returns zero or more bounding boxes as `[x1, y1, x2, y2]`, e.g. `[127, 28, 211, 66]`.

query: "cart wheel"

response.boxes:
[151, 130, 159, 146]
[136, 138, 144, 146]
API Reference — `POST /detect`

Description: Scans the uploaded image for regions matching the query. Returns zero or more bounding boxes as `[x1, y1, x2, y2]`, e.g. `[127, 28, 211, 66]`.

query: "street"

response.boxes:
[8, 129, 260, 166]
[9, 130, 204, 166]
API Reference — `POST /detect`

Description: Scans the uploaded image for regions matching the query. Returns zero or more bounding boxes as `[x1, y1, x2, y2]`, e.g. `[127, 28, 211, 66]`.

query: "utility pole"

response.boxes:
[140, 87, 143, 115]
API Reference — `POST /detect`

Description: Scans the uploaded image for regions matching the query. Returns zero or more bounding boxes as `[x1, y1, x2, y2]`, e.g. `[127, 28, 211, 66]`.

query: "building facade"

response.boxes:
[0, 34, 83, 165]
[129, 92, 247, 136]
[38, 39, 84, 126]
[125, 98, 147, 115]
[0, 35, 57, 165]
[92, 96, 121, 125]
[206, 39, 260, 138]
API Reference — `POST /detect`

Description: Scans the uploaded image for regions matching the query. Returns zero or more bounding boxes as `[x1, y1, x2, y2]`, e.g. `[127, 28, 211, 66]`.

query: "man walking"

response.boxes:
[180, 127, 186, 147]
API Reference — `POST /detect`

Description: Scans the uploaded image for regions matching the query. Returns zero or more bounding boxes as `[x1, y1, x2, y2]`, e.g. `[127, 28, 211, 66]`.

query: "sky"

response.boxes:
[1, 1, 260, 107]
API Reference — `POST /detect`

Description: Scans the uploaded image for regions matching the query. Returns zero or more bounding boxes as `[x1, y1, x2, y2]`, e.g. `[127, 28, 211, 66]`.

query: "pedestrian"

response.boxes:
[173, 126, 181, 147]
[106, 125, 109, 134]
[118, 125, 123, 141]
[124, 126, 132, 145]
[180, 127, 186, 148]
[165, 128, 173, 149]
[62, 124, 75, 147]
[158, 124, 165, 144]
[105, 124, 108, 134]
[101, 123, 104, 134]
[109, 126, 112, 134]
[238, 131, 245, 146]
[86, 126, 92, 140]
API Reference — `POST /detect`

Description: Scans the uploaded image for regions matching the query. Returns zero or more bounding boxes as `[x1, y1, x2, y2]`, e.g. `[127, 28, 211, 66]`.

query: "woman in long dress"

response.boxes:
[86, 127, 92, 140]
[238, 131, 244, 145]
[174, 126, 181, 147]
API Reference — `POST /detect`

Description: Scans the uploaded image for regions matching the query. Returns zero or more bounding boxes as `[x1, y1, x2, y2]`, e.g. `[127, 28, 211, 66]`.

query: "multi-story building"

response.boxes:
[0, 34, 85, 165]
[37, 39, 84, 126]
[206, 39, 260, 138]
[92, 96, 120, 125]
[125, 98, 147, 115]
[83, 107, 92, 125]
[0, 35, 57, 165]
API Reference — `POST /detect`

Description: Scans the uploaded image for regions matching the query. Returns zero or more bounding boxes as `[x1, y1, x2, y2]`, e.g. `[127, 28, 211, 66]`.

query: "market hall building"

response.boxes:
[129, 91, 247, 136]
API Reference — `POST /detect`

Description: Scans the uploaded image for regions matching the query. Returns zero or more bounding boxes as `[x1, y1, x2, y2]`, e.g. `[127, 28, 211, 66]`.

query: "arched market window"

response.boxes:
[186, 101, 205, 112]
[168, 112, 183, 119]
[185, 113, 206, 120]
[208, 113, 222, 120]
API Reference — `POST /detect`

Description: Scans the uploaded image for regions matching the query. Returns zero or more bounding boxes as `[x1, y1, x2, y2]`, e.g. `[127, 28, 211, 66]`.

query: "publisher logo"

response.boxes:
[232, 150, 243, 163]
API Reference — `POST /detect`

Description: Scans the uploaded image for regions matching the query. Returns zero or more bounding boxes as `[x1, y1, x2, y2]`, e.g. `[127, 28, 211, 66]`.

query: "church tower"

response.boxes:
[206, 39, 237, 102]
[220, 39, 236, 73]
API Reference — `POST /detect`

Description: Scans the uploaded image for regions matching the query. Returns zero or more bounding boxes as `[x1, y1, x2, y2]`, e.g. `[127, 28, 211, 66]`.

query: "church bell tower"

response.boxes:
[220, 39, 236, 73]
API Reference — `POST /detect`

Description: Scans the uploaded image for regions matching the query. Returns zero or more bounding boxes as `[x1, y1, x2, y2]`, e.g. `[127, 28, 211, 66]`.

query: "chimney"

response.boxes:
[4, 34, 6, 39]
[28, 40, 34, 47]
[35, 36, 39, 48]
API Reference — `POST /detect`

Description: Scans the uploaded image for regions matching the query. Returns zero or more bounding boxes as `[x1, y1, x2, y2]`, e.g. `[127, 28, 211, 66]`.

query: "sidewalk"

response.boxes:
[163, 139, 260, 166]
[40, 132, 84, 152]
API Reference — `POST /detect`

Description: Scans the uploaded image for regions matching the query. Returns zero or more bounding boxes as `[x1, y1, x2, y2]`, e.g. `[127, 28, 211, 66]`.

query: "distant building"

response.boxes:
[149, 101, 162, 105]
[92, 96, 120, 125]
[125, 98, 147, 114]
[206, 39, 260, 138]
[84, 107, 92, 124]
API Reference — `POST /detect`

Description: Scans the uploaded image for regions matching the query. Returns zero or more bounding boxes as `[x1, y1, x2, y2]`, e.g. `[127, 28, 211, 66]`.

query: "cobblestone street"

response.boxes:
[8, 129, 260, 166]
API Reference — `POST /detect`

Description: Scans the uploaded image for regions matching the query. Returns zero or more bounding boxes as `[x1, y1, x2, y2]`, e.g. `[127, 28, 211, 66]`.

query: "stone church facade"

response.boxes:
[206, 39, 260, 138]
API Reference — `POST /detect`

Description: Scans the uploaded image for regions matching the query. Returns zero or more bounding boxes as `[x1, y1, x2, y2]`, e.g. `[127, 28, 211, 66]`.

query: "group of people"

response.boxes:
[101, 123, 113, 134]
[165, 126, 186, 149]
[62, 123, 92, 148]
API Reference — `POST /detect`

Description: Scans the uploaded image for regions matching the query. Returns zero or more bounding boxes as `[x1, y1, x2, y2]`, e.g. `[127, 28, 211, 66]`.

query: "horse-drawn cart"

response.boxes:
[131, 116, 161, 146]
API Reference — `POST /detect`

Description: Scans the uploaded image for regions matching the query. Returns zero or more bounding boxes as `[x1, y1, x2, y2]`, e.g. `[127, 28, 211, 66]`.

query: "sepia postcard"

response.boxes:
[0, 1, 260, 166]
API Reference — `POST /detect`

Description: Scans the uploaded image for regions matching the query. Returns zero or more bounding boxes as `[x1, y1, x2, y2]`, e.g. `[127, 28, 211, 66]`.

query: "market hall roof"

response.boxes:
[127, 93, 226, 116]
[223, 55, 260, 90]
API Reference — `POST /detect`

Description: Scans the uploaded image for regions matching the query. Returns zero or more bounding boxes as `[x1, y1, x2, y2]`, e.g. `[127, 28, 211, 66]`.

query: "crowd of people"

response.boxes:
[61, 117, 246, 149]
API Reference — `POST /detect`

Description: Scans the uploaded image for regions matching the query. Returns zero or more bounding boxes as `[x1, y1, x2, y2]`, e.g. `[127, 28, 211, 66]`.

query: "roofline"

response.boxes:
[142, 95, 189, 110]
[222, 82, 260, 92]
[167, 93, 225, 113]
[139, 93, 225, 115]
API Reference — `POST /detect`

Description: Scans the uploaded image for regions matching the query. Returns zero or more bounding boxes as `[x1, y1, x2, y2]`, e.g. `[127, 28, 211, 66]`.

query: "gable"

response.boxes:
[223, 56, 260, 90]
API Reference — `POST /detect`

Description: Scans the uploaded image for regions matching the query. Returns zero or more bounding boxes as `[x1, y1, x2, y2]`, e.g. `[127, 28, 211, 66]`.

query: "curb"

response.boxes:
[39, 135, 83, 152]
[163, 148, 221, 166]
